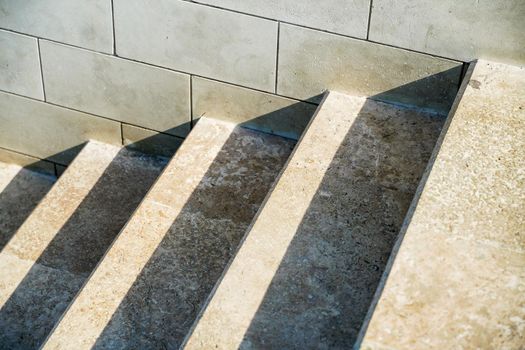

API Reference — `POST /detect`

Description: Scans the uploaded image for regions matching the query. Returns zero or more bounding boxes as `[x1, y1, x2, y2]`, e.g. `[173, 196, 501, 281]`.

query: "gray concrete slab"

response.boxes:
[0, 30, 43, 99]
[40, 41, 191, 138]
[113, 0, 277, 92]
[277, 24, 462, 115]
[369, 0, 525, 65]
[0, 0, 112, 53]
[195, 0, 370, 38]
[0, 92, 121, 165]
[192, 77, 317, 140]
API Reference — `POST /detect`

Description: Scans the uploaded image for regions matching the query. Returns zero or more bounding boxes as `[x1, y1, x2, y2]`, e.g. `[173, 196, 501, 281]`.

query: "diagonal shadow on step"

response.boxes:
[0, 159, 56, 252]
[0, 131, 182, 349]
[90, 122, 296, 349]
[233, 68, 468, 349]
[239, 100, 445, 349]
[89, 67, 465, 349]
[0, 143, 112, 253]
[0, 63, 466, 349]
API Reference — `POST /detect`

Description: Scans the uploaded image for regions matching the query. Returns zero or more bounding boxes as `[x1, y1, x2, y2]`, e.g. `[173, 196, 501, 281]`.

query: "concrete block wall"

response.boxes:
[0, 0, 523, 170]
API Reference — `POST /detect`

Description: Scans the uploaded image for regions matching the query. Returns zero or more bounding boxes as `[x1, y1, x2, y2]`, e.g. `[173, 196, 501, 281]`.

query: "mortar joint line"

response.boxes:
[120, 122, 124, 145]
[275, 21, 281, 94]
[36, 38, 47, 101]
[111, 0, 117, 55]
[189, 75, 194, 129]
[366, 0, 374, 40]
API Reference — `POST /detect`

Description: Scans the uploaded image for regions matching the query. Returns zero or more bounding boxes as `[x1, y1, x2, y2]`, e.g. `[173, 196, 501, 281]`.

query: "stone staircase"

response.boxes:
[0, 59, 522, 349]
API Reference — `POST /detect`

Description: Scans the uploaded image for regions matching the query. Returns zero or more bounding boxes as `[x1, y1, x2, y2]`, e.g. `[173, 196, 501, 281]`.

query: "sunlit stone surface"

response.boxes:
[0, 141, 166, 349]
[359, 61, 525, 349]
[184, 92, 444, 349]
[43, 118, 295, 349]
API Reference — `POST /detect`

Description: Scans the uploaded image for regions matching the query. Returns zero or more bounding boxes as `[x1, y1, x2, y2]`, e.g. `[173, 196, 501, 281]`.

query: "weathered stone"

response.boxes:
[0, 161, 55, 251]
[43, 118, 295, 349]
[358, 61, 525, 349]
[184, 92, 444, 349]
[0, 141, 167, 349]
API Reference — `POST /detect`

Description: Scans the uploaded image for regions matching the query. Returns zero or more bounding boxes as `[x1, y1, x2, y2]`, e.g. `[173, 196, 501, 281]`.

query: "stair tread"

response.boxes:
[0, 161, 56, 250]
[184, 92, 444, 349]
[359, 61, 525, 349]
[43, 118, 295, 349]
[0, 141, 166, 349]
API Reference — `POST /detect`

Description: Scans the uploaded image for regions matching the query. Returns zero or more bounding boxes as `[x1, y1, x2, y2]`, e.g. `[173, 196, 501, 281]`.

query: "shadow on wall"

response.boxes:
[0, 66, 465, 349]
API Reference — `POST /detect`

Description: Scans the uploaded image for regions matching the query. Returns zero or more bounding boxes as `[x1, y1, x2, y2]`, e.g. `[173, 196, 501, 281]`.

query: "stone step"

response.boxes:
[0, 161, 56, 251]
[183, 92, 445, 349]
[0, 141, 167, 349]
[42, 117, 295, 349]
[357, 60, 525, 349]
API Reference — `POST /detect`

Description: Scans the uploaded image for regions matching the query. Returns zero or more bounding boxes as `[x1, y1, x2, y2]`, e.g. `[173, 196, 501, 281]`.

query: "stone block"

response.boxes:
[114, 0, 277, 92]
[40, 41, 191, 137]
[0, 30, 43, 99]
[0, 0, 112, 53]
[277, 24, 463, 115]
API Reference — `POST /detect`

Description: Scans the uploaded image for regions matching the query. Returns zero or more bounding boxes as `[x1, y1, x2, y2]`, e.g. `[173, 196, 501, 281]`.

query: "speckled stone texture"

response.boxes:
[43, 118, 295, 350]
[184, 92, 444, 349]
[0, 141, 166, 349]
[358, 61, 525, 349]
[0, 162, 55, 250]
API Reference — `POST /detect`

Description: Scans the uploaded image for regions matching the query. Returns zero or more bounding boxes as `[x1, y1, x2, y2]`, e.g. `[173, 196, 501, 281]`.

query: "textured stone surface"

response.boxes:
[277, 24, 462, 115]
[184, 92, 444, 349]
[192, 77, 317, 140]
[370, 0, 525, 65]
[0, 30, 43, 99]
[114, 0, 277, 92]
[0, 161, 55, 251]
[359, 61, 525, 349]
[0, 92, 121, 164]
[195, 0, 370, 38]
[40, 41, 191, 137]
[0, 141, 167, 349]
[122, 124, 184, 158]
[43, 118, 295, 350]
[0, 0, 112, 53]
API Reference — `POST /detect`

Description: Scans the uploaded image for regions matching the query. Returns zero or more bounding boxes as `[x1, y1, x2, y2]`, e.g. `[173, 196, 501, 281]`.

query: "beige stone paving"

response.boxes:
[0, 141, 168, 349]
[184, 92, 444, 349]
[43, 118, 295, 349]
[358, 61, 525, 349]
[0, 161, 56, 249]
